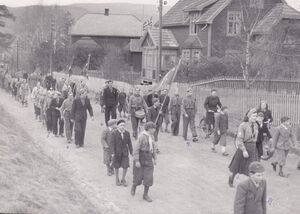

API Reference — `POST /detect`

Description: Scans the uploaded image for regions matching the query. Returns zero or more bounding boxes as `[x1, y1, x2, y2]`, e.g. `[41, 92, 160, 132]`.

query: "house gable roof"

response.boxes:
[70, 13, 142, 38]
[141, 28, 179, 49]
[253, 3, 300, 35]
[182, 35, 203, 49]
[196, 0, 232, 24]
[183, 0, 218, 12]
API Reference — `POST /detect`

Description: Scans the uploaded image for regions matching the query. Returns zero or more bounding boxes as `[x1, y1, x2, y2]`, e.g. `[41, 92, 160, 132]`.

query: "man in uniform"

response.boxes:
[118, 88, 128, 118]
[159, 89, 170, 133]
[182, 88, 198, 142]
[103, 80, 118, 126]
[169, 89, 182, 136]
[128, 87, 148, 139]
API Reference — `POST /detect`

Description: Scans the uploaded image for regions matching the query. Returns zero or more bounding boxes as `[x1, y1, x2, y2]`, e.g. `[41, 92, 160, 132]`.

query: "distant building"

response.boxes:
[70, 9, 143, 72]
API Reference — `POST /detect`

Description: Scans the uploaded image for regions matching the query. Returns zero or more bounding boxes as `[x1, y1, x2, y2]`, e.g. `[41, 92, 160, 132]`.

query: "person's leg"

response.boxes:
[111, 105, 117, 119]
[228, 173, 237, 188]
[121, 168, 128, 186]
[175, 111, 181, 136]
[189, 115, 198, 142]
[131, 115, 138, 139]
[80, 119, 87, 147]
[104, 106, 110, 126]
[171, 112, 177, 135]
[115, 168, 121, 186]
[211, 132, 220, 152]
[59, 117, 64, 136]
[64, 114, 71, 143]
[182, 115, 188, 140]
[74, 120, 82, 147]
[143, 186, 152, 202]
[279, 150, 289, 177]
[52, 113, 58, 136]
[220, 134, 228, 156]
[164, 112, 170, 133]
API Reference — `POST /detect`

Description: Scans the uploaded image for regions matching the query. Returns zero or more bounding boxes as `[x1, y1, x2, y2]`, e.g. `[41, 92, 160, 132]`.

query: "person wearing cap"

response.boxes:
[101, 119, 117, 176]
[60, 92, 74, 143]
[211, 106, 229, 156]
[50, 92, 63, 137]
[204, 89, 222, 138]
[71, 89, 94, 148]
[271, 116, 296, 177]
[128, 87, 148, 139]
[159, 89, 170, 133]
[256, 112, 272, 161]
[110, 119, 133, 186]
[182, 88, 198, 142]
[169, 88, 182, 136]
[103, 80, 118, 126]
[228, 108, 259, 187]
[234, 161, 267, 214]
[131, 121, 158, 202]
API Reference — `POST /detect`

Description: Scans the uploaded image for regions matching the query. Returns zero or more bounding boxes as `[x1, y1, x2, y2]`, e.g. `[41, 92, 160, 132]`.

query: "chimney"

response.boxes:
[104, 8, 109, 16]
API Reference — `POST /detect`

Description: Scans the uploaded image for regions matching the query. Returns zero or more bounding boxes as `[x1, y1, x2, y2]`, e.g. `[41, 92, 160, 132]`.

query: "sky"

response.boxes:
[1, 0, 299, 10]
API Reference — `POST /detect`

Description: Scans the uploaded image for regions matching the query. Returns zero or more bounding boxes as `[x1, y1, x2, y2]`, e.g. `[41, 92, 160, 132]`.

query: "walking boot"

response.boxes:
[143, 186, 152, 202]
[278, 166, 287, 177]
[131, 185, 137, 196]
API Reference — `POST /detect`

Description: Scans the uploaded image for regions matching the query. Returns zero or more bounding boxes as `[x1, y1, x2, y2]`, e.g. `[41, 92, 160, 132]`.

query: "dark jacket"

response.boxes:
[71, 97, 93, 121]
[110, 130, 133, 156]
[103, 87, 118, 107]
[50, 98, 63, 117]
[146, 93, 159, 107]
[214, 112, 228, 134]
[234, 178, 267, 214]
[257, 108, 273, 124]
[147, 105, 163, 125]
[204, 95, 222, 112]
[159, 94, 170, 113]
[256, 122, 272, 143]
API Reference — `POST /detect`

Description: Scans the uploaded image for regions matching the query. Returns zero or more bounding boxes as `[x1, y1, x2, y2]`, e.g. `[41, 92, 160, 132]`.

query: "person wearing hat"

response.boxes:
[182, 88, 198, 142]
[101, 119, 117, 176]
[103, 80, 118, 126]
[234, 161, 267, 214]
[271, 116, 296, 177]
[71, 89, 94, 148]
[169, 88, 182, 136]
[159, 88, 170, 133]
[110, 119, 133, 186]
[228, 108, 259, 187]
[60, 92, 74, 144]
[128, 87, 148, 139]
[131, 121, 158, 202]
[204, 89, 222, 139]
[211, 106, 229, 156]
[256, 112, 272, 161]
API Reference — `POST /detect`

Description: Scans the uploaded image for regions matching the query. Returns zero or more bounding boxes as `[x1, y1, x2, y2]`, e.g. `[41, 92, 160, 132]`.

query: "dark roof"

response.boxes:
[183, 0, 218, 12]
[70, 13, 142, 38]
[162, 0, 201, 27]
[182, 35, 203, 48]
[141, 28, 179, 48]
[196, 0, 232, 24]
[253, 3, 300, 35]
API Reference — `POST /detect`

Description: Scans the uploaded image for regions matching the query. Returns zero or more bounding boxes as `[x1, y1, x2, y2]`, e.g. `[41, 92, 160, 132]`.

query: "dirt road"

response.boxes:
[0, 89, 299, 214]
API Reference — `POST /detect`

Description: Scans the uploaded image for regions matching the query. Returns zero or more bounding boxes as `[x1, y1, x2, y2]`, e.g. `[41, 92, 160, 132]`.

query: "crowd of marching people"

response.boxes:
[1, 70, 300, 211]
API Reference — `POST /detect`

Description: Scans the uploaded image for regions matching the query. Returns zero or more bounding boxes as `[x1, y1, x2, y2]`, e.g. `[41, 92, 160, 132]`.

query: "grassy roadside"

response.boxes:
[0, 106, 100, 214]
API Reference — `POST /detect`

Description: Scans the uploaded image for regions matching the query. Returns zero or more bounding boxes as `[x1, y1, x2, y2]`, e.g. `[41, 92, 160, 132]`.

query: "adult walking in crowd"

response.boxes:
[182, 88, 198, 142]
[147, 98, 163, 143]
[256, 112, 272, 161]
[228, 108, 259, 187]
[110, 119, 133, 186]
[211, 106, 229, 156]
[131, 121, 157, 203]
[103, 80, 118, 126]
[271, 116, 296, 177]
[31, 82, 43, 121]
[145, 89, 159, 108]
[204, 89, 222, 138]
[118, 88, 128, 118]
[60, 92, 74, 144]
[257, 100, 273, 129]
[159, 89, 170, 133]
[19, 79, 30, 107]
[169, 89, 182, 136]
[50, 92, 64, 137]
[128, 87, 148, 140]
[45, 90, 54, 137]
[71, 89, 94, 148]
[234, 161, 267, 214]
[101, 119, 117, 176]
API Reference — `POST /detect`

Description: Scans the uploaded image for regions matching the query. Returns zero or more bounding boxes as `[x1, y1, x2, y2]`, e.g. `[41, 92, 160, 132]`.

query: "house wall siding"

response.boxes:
[168, 26, 190, 48]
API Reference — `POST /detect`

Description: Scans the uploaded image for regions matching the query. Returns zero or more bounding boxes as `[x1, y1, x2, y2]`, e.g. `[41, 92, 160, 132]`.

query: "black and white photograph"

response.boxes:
[0, 0, 300, 213]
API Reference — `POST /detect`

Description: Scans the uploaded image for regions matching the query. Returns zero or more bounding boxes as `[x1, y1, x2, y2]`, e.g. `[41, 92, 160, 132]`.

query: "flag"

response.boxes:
[151, 58, 181, 93]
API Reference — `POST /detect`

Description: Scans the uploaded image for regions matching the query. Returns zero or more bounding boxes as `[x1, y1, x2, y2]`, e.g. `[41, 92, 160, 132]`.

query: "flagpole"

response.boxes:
[154, 58, 182, 125]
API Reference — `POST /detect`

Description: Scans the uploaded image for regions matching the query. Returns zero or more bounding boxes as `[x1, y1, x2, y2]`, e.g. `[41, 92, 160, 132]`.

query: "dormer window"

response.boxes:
[189, 12, 200, 35]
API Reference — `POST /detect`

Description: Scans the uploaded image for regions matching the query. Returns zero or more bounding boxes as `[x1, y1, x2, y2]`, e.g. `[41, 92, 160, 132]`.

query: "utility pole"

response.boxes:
[16, 38, 19, 72]
[50, 15, 55, 77]
[157, 0, 163, 83]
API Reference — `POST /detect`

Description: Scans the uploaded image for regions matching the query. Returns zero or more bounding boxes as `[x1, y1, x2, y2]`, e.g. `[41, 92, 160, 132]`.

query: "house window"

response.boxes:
[189, 12, 200, 35]
[249, 0, 264, 9]
[192, 49, 201, 60]
[182, 49, 190, 60]
[227, 11, 242, 36]
[152, 70, 156, 79]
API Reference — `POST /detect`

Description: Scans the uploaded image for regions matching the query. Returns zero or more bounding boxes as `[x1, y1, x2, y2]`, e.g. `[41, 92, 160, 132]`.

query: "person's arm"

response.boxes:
[181, 99, 187, 116]
[194, 98, 197, 115]
[265, 125, 272, 139]
[217, 97, 222, 108]
[215, 114, 220, 133]
[204, 96, 209, 111]
[109, 131, 116, 156]
[153, 140, 158, 161]
[60, 100, 66, 115]
[86, 98, 94, 117]
[127, 133, 133, 155]
[101, 130, 109, 148]
[236, 124, 246, 152]
[268, 110, 273, 123]
[290, 128, 296, 147]
[234, 183, 247, 214]
[71, 99, 76, 121]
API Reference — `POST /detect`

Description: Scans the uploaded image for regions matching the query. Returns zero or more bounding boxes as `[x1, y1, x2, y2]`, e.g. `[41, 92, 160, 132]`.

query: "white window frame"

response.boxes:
[192, 49, 201, 60]
[182, 49, 191, 60]
[189, 12, 199, 35]
[227, 11, 242, 37]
